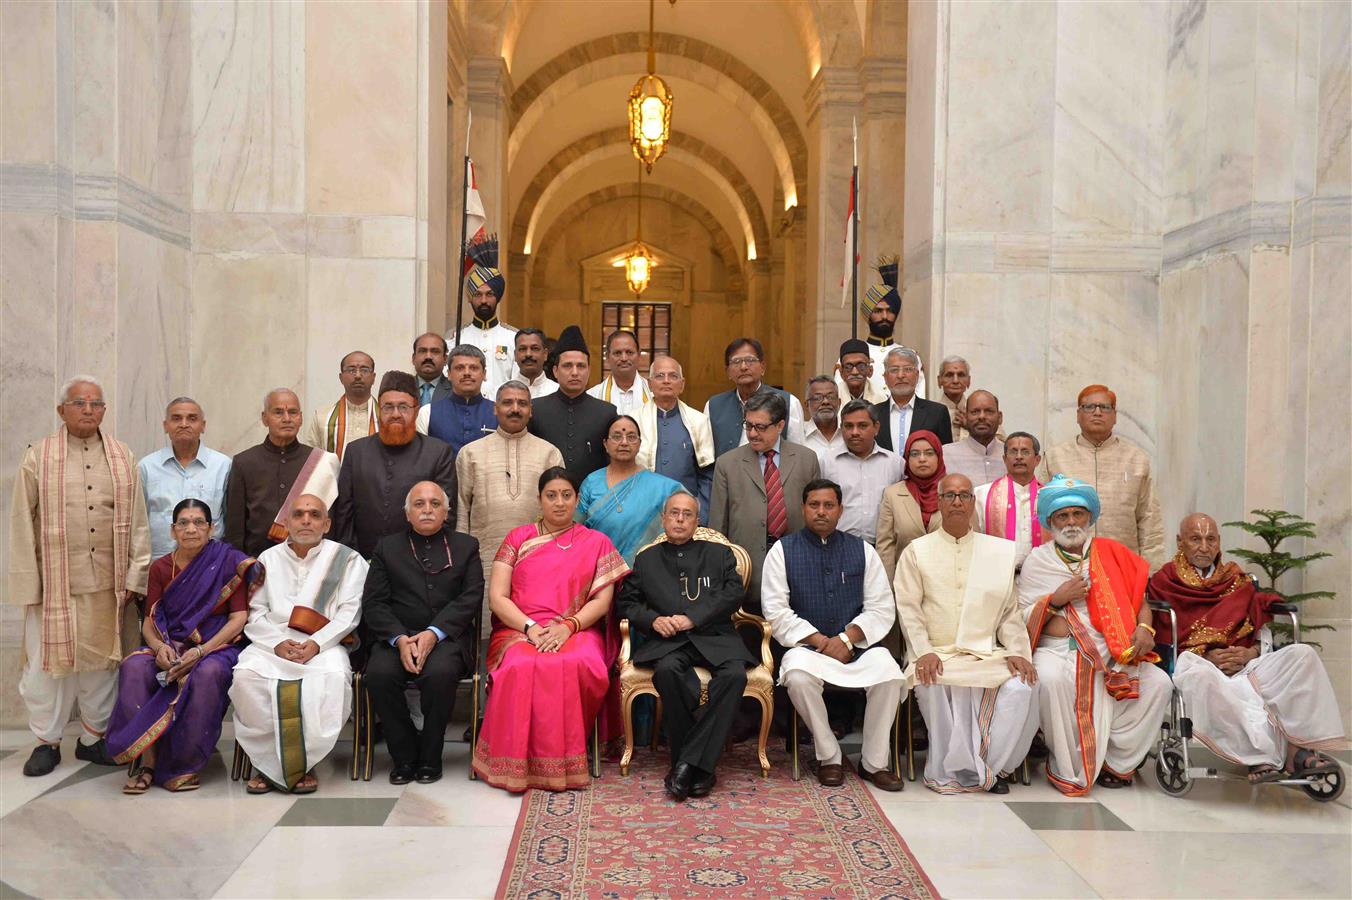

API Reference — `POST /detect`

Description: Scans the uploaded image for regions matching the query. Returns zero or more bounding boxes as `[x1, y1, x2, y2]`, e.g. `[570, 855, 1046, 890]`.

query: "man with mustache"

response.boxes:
[225, 388, 340, 558]
[973, 431, 1046, 569]
[446, 236, 518, 397]
[412, 334, 453, 406]
[416, 345, 497, 455]
[836, 256, 925, 402]
[139, 396, 231, 558]
[514, 327, 557, 399]
[455, 380, 562, 636]
[528, 325, 616, 478]
[587, 330, 652, 414]
[331, 371, 457, 559]
[304, 350, 379, 458]
[802, 376, 845, 467]
[1017, 475, 1170, 795]
[832, 339, 886, 405]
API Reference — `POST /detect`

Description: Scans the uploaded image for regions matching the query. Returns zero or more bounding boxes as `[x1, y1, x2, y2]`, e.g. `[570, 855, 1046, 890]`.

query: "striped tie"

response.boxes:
[764, 449, 787, 540]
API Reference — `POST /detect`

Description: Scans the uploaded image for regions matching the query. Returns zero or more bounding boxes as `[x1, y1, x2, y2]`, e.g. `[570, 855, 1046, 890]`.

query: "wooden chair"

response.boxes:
[617, 526, 775, 777]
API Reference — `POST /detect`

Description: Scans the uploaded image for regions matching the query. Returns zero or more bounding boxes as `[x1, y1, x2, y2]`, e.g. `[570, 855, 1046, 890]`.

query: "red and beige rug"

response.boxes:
[495, 745, 938, 899]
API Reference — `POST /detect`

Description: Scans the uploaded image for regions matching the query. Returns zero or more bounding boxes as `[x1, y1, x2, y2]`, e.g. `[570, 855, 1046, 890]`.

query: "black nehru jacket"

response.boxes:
[361, 526, 483, 663]
[224, 438, 315, 557]
[618, 539, 755, 668]
[528, 391, 616, 479]
[331, 433, 457, 558]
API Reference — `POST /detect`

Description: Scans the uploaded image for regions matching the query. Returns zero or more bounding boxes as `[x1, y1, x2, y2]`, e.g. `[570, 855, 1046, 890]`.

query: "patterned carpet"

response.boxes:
[495, 744, 938, 899]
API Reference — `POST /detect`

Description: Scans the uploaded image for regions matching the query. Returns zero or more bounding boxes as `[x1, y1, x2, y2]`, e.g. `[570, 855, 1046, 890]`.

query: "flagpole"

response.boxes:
[453, 112, 473, 338]
[850, 117, 859, 340]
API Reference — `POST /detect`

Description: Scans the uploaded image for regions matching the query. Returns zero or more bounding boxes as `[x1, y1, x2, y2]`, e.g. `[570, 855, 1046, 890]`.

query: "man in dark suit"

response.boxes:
[412, 333, 454, 406]
[361, 480, 483, 785]
[709, 391, 821, 612]
[528, 324, 616, 478]
[871, 346, 953, 451]
[618, 492, 754, 801]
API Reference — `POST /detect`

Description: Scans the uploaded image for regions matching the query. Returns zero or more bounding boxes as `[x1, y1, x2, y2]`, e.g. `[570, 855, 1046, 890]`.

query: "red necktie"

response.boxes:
[764, 449, 787, 539]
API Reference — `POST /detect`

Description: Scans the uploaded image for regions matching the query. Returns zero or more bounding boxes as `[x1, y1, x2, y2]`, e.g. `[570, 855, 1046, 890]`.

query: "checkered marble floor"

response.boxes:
[1, 725, 1348, 899]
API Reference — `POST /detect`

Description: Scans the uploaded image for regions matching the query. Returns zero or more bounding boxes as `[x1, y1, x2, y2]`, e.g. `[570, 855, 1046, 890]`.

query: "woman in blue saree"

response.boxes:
[107, 499, 263, 793]
[576, 415, 684, 565]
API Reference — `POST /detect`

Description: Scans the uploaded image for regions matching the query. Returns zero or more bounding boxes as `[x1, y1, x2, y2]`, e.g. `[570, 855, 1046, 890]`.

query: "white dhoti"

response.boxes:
[780, 646, 904, 772]
[229, 645, 352, 790]
[915, 678, 1039, 793]
[19, 605, 118, 745]
[1034, 641, 1171, 793]
[1174, 644, 1345, 767]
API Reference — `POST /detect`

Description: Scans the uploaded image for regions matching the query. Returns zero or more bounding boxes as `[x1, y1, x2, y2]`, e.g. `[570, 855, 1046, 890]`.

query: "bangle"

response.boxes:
[1136, 623, 1156, 636]
[563, 617, 578, 635]
[568, 616, 582, 633]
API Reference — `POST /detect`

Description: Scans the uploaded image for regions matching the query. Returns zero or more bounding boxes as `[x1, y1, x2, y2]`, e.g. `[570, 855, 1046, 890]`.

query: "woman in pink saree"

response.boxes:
[472, 467, 629, 791]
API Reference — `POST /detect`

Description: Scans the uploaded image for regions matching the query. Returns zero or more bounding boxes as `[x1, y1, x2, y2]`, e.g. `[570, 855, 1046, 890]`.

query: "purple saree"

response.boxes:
[106, 540, 263, 788]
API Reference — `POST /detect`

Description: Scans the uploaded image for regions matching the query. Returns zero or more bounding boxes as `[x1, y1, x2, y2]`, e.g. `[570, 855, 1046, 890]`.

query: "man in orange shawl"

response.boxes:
[1149, 513, 1344, 783]
[1016, 475, 1170, 795]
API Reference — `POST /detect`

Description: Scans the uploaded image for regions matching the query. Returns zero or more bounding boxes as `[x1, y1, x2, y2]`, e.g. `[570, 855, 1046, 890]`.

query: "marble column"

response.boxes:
[462, 56, 513, 332]
[858, 56, 907, 280]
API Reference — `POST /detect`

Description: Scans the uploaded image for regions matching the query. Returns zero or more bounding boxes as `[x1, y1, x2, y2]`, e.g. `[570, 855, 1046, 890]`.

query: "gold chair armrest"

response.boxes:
[733, 609, 775, 671]
[619, 618, 632, 666]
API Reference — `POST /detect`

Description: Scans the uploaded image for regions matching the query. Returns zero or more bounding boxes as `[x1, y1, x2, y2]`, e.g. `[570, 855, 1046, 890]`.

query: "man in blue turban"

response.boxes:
[1015, 475, 1170, 796]
[447, 235, 518, 398]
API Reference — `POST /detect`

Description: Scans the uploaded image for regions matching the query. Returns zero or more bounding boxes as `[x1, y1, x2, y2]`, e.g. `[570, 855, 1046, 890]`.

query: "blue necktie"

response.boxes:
[420, 383, 433, 406]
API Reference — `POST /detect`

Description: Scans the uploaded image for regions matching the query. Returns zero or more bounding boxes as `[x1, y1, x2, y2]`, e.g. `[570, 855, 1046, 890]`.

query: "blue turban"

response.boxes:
[1036, 473, 1101, 528]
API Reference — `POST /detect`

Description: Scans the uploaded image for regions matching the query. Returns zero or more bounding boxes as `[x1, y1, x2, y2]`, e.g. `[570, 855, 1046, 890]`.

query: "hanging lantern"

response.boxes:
[625, 242, 653, 296]
[628, 0, 673, 172]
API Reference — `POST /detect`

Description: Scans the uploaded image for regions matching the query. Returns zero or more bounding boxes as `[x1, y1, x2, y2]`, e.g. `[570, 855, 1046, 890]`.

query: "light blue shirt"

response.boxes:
[138, 444, 232, 558]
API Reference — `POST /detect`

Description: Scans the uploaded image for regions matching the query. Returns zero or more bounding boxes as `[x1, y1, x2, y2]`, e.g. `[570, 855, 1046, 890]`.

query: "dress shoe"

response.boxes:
[988, 777, 1010, 795]
[415, 766, 443, 784]
[689, 768, 717, 798]
[817, 763, 845, 787]
[74, 738, 118, 766]
[389, 764, 416, 785]
[860, 767, 904, 792]
[22, 744, 60, 777]
[664, 762, 695, 801]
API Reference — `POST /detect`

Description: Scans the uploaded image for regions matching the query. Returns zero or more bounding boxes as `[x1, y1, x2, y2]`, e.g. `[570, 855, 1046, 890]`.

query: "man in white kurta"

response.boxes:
[1017, 475, 1170, 796]
[8, 377, 151, 776]
[1149, 513, 1346, 781]
[230, 495, 367, 793]
[894, 474, 1039, 794]
[762, 480, 905, 790]
[973, 431, 1045, 569]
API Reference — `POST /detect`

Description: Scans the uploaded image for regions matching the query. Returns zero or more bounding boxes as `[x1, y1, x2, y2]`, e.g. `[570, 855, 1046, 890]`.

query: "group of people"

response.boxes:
[9, 249, 1344, 805]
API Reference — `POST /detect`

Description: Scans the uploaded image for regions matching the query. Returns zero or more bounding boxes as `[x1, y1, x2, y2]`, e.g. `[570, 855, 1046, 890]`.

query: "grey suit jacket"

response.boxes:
[708, 441, 821, 611]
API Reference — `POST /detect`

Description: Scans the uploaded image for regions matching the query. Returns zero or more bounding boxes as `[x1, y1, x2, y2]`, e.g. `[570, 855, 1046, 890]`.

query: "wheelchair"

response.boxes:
[1149, 591, 1344, 803]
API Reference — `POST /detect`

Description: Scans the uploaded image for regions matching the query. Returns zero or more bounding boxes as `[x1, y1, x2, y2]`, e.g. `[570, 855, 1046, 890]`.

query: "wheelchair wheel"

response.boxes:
[1302, 766, 1345, 803]
[1155, 747, 1192, 797]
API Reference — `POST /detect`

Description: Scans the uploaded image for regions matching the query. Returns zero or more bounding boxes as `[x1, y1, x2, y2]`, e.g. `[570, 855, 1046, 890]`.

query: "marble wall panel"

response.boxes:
[939, 272, 1050, 445]
[306, 0, 418, 216]
[901, 0, 939, 290]
[156, 0, 193, 209]
[190, 252, 308, 455]
[308, 215, 417, 259]
[1315, 0, 1351, 196]
[57, 221, 118, 388]
[193, 212, 307, 255]
[115, 225, 191, 459]
[1251, 2, 1298, 204]
[944, 0, 1055, 233]
[1241, 248, 1291, 514]
[1191, 254, 1250, 530]
[1163, 0, 1208, 231]
[116, 0, 158, 194]
[1, 0, 56, 163]
[1045, 273, 1159, 453]
[1200, 0, 1256, 219]
[304, 258, 416, 414]
[1282, 241, 1312, 516]
[1052, 0, 1167, 236]
[1156, 265, 1205, 529]
[71, 1, 117, 173]
[1291, 1, 1322, 200]
[191, 0, 305, 213]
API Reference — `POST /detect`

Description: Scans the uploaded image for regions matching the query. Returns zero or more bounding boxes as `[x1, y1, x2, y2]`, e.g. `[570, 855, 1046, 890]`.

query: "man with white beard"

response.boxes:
[1016, 475, 1170, 796]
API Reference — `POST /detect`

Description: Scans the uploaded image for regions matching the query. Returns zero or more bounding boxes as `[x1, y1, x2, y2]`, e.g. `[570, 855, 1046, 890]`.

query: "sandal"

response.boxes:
[1292, 749, 1339, 778]
[167, 773, 201, 792]
[292, 773, 318, 794]
[1095, 770, 1133, 789]
[246, 774, 273, 795]
[1247, 764, 1284, 784]
[122, 767, 154, 795]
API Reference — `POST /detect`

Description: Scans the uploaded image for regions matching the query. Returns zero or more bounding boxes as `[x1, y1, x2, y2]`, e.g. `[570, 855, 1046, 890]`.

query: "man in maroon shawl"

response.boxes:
[1150, 513, 1345, 782]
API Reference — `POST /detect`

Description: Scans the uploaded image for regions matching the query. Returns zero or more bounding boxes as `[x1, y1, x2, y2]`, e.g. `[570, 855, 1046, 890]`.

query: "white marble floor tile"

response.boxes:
[384, 775, 523, 828]
[212, 825, 513, 899]
[862, 769, 1097, 803]
[1096, 770, 1352, 834]
[1037, 830, 1352, 899]
[0, 738, 96, 817]
[878, 800, 1100, 898]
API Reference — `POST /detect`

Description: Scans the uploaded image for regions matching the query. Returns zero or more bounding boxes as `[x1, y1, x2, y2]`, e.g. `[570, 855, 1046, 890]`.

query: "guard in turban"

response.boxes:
[448, 235, 518, 398]
[847, 255, 925, 400]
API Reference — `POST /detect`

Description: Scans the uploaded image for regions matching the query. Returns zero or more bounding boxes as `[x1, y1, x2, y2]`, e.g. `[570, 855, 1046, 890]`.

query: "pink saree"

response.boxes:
[472, 522, 629, 791]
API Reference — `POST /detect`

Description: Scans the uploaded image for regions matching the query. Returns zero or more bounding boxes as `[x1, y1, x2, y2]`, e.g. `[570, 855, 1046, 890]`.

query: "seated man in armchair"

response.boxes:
[1150, 513, 1345, 782]
[617, 492, 754, 801]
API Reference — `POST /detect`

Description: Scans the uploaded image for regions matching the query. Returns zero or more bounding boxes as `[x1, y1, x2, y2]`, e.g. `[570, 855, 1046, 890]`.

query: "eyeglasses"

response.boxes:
[379, 403, 416, 415]
[1079, 403, 1115, 413]
[728, 356, 761, 368]
[173, 517, 209, 530]
[64, 399, 106, 409]
[938, 491, 975, 503]
[650, 371, 682, 382]
[607, 433, 639, 444]
[840, 361, 871, 373]
[742, 420, 778, 434]
[664, 508, 697, 521]
[884, 366, 919, 376]
[341, 365, 375, 376]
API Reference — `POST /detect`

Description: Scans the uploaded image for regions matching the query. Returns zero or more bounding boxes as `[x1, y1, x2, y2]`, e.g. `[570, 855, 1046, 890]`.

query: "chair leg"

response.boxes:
[361, 685, 375, 781]
[590, 717, 602, 779]
[620, 690, 638, 777]
[231, 742, 244, 782]
[650, 696, 663, 752]
[891, 697, 903, 780]
[905, 694, 917, 782]
[754, 692, 773, 777]
[1021, 756, 1031, 786]
[468, 673, 480, 781]
[349, 673, 363, 781]
[791, 711, 801, 781]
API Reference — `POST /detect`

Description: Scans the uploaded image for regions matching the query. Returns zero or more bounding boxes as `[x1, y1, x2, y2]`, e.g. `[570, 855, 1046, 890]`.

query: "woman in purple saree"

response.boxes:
[107, 499, 263, 792]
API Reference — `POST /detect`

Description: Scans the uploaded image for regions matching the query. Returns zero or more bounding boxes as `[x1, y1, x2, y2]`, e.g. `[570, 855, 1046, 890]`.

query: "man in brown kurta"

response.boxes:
[455, 380, 563, 637]
[8, 377, 150, 776]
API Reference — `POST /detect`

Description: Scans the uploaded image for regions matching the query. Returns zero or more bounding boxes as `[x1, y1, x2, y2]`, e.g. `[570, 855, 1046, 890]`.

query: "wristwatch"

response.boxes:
[837, 632, 854, 651]
[522, 617, 538, 635]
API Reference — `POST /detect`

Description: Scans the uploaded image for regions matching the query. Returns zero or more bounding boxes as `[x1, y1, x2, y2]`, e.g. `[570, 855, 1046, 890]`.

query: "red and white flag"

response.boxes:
[462, 157, 487, 275]
[840, 168, 857, 307]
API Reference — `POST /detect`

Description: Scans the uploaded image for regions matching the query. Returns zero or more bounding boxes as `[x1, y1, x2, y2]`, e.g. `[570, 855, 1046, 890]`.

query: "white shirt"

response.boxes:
[586, 375, 651, 415]
[820, 445, 904, 544]
[802, 422, 846, 467]
[448, 320, 518, 398]
[888, 397, 915, 450]
[973, 477, 1037, 566]
[943, 436, 1006, 487]
[762, 538, 896, 649]
[523, 371, 558, 399]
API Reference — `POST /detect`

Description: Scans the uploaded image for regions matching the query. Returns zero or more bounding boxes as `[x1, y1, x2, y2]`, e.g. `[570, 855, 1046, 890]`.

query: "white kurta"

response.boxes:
[449, 320, 518, 398]
[974, 477, 1037, 566]
[303, 399, 377, 459]
[1017, 541, 1170, 794]
[587, 375, 652, 415]
[894, 529, 1038, 791]
[523, 372, 559, 399]
[763, 538, 903, 770]
[230, 539, 367, 789]
[1174, 644, 1345, 768]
